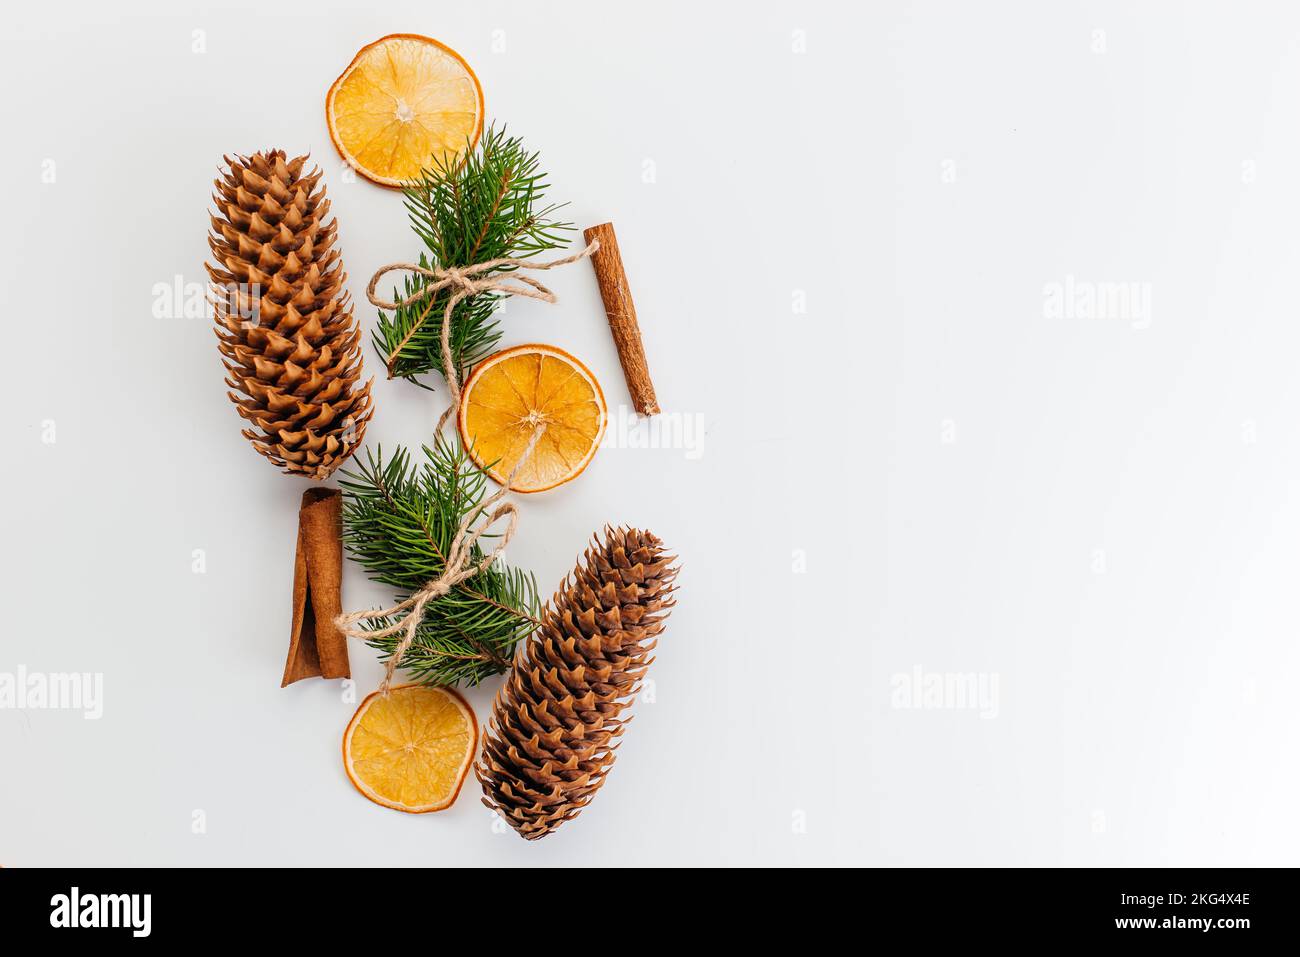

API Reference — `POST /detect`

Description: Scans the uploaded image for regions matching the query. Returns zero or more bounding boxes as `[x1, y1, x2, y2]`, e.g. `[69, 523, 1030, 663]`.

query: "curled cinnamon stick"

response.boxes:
[584, 222, 660, 416]
[282, 487, 350, 686]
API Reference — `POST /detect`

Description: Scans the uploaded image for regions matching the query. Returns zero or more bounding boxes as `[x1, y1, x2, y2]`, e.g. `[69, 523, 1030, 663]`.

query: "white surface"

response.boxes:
[3, 0, 1299, 866]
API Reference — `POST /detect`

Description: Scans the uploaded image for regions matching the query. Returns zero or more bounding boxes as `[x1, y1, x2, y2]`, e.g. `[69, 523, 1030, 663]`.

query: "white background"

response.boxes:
[3, 0, 1299, 866]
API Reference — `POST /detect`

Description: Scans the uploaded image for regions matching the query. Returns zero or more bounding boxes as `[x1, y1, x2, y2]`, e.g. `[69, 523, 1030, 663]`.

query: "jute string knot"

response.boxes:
[335, 240, 598, 694]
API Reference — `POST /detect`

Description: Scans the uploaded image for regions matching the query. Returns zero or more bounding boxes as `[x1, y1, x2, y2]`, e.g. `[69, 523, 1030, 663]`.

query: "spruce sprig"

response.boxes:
[372, 125, 573, 383]
[336, 440, 540, 687]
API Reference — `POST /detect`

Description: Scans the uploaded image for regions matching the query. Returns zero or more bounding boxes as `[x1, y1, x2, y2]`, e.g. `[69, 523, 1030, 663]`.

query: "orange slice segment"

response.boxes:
[459, 344, 607, 493]
[342, 684, 477, 813]
[326, 34, 484, 188]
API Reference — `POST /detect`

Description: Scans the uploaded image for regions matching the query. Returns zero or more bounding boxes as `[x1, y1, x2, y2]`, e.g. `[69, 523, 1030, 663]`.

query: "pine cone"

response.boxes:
[477, 526, 678, 840]
[207, 150, 373, 480]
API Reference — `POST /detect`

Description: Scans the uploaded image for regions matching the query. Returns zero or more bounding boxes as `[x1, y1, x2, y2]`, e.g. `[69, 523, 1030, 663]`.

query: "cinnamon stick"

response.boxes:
[282, 487, 350, 686]
[583, 222, 660, 415]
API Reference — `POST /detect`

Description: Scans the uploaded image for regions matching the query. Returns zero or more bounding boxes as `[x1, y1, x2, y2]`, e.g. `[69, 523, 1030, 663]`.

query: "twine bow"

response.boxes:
[335, 240, 599, 693]
[368, 240, 600, 406]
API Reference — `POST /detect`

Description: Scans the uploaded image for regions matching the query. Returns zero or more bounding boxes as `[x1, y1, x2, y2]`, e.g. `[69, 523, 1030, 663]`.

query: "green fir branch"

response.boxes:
[336, 440, 540, 688]
[372, 124, 573, 384]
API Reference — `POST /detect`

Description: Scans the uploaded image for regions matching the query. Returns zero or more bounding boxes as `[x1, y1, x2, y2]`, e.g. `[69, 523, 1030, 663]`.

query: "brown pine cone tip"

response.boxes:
[207, 150, 373, 480]
[476, 526, 679, 840]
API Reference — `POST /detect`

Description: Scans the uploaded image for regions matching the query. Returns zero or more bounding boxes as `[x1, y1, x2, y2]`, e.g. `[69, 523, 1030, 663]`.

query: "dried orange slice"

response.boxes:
[342, 684, 477, 813]
[326, 34, 484, 188]
[459, 344, 607, 493]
